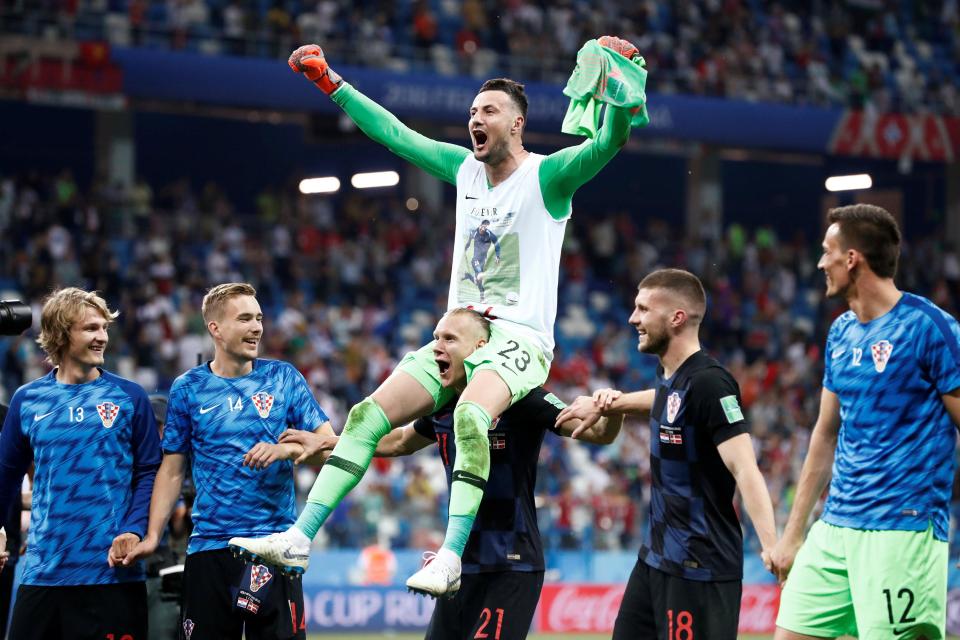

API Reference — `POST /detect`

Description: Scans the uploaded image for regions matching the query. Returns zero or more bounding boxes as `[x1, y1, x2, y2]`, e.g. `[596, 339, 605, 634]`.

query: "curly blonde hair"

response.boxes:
[201, 282, 257, 325]
[37, 288, 118, 365]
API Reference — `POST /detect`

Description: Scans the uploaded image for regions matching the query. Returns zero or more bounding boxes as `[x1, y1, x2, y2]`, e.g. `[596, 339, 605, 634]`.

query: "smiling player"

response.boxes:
[768, 205, 960, 640]
[0, 287, 161, 640]
[123, 282, 333, 640]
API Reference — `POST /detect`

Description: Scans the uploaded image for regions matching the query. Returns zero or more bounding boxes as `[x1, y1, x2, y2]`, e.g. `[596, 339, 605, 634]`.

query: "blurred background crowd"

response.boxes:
[1, 168, 958, 559]
[2, 0, 959, 114]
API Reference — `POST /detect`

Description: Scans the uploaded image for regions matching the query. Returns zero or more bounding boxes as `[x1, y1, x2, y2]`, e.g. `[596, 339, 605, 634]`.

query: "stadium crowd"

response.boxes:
[1, 169, 959, 559]
[2, 0, 959, 114]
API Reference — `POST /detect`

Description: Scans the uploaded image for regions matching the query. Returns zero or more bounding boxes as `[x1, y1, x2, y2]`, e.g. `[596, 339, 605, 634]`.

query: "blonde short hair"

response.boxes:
[37, 288, 118, 365]
[202, 282, 257, 324]
[445, 308, 491, 340]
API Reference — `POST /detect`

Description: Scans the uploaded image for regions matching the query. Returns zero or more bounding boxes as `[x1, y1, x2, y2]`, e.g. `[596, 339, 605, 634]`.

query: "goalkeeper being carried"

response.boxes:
[230, 36, 647, 597]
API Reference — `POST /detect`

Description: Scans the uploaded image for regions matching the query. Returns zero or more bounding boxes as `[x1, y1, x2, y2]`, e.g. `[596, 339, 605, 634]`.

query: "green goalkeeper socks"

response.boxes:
[442, 515, 475, 556]
[294, 503, 330, 540]
[441, 401, 492, 556]
[295, 397, 392, 540]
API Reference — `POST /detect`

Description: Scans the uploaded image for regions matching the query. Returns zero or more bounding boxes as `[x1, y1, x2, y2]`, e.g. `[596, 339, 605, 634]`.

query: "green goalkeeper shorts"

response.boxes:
[397, 322, 549, 412]
[776, 519, 947, 640]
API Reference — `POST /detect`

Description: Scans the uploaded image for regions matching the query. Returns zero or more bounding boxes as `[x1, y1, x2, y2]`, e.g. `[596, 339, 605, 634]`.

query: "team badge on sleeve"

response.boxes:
[96, 402, 120, 428]
[870, 340, 894, 373]
[182, 619, 195, 640]
[251, 391, 275, 419]
[666, 392, 681, 423]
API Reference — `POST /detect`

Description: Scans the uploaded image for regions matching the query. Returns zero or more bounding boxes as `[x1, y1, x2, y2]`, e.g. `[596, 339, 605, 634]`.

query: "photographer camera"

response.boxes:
[0, 300, 31, 337]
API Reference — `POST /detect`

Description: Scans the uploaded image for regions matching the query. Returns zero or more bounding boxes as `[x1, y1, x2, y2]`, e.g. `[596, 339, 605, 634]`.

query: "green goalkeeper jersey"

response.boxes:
[331, 82, 633, 357]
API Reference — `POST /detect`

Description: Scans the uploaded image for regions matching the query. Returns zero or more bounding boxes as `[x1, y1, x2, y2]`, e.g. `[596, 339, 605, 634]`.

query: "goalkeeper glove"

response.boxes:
[288, 44, 343, 95]
[597, 35, 640, 61]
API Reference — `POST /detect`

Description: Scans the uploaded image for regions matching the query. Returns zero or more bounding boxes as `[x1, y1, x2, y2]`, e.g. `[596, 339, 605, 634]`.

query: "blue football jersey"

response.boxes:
[0, 369, 161, 586]
[822, 293, 960, 540]
[163, 359, 328, 554]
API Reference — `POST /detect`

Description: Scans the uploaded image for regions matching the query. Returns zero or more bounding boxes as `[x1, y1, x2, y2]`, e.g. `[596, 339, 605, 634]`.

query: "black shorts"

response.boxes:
[180, 548, 305, 640]
[425, 571, 543, 640]
[612, 561, 741, 640]
[8, 581, 147, 640]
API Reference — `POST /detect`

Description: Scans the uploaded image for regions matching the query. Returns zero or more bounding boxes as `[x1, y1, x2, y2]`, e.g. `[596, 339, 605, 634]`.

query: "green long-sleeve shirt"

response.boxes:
[331, 82, 632, 220]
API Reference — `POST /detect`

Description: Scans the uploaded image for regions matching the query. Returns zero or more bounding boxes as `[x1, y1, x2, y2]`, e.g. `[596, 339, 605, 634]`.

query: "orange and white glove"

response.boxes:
[597, 35, 640, 61]
[288, 44, 343, 95]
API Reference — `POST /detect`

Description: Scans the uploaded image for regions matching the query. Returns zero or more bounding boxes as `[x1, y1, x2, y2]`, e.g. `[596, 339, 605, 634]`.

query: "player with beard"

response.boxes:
[230, 36, 646, 597]
[558, 269, 776, 639]
[768, 205, 960, 640]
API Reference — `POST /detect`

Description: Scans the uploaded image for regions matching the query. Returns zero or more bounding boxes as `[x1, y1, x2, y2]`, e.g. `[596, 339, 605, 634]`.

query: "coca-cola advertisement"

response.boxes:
[536, 584, 626, 633]
[738, 585, 781, 633]
[535, 584, 781, 634]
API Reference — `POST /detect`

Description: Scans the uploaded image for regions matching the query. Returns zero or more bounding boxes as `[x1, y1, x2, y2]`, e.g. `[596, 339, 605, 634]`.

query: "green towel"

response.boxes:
[562, 39, 650, 138]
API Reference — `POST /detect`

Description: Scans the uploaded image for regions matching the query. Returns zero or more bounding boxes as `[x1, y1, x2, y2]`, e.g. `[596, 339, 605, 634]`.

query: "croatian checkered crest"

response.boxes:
[250, 564, 273, 592]
[251, 391, 274, 419]
[871, 340, 894, 373]
[182, 619, 194, 640]
[666, 392, 681, 424]
[96, 402, 120, 428]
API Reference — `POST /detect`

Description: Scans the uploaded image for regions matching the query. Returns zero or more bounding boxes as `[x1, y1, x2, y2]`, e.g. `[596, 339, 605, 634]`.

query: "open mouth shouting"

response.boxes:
[471, 129, 488, 153]
[436, 354, 451, 379]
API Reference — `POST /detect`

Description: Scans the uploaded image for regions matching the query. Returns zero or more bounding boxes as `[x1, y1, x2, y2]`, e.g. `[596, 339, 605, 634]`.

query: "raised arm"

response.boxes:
[538, 105, 632, 219]
[289, 45, 469, 185]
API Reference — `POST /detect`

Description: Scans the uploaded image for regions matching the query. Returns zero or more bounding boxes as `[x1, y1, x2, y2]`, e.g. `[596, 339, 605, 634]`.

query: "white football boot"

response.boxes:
[406, 548, 462, 598]
[228, 528, 311, 576]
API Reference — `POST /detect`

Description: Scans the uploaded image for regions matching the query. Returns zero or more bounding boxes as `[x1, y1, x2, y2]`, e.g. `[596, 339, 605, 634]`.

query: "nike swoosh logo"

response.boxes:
[34, 411, 55, 422]
[282, 549, 308, 560]
[199, 404, 222, 415]
[465, 195, 478, 199]
[892, 629, 909, 636]
[832, 349, 846, 359]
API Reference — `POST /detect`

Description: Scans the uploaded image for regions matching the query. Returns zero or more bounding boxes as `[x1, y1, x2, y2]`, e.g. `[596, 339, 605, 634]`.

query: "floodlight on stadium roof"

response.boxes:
[299, 177, 341, 194]
[351, 171, 400, 189]
[825, 174, 872, 192]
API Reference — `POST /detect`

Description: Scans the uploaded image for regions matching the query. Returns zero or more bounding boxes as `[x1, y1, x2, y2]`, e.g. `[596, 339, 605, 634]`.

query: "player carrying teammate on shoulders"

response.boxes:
[229, 36, 647, 597]
[122, 283, 334, 640]
[767, 205, 960, 640]
[557, 269, 777, 639]
[283, 308, 624, 639]
[0, 287, 161, 639]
